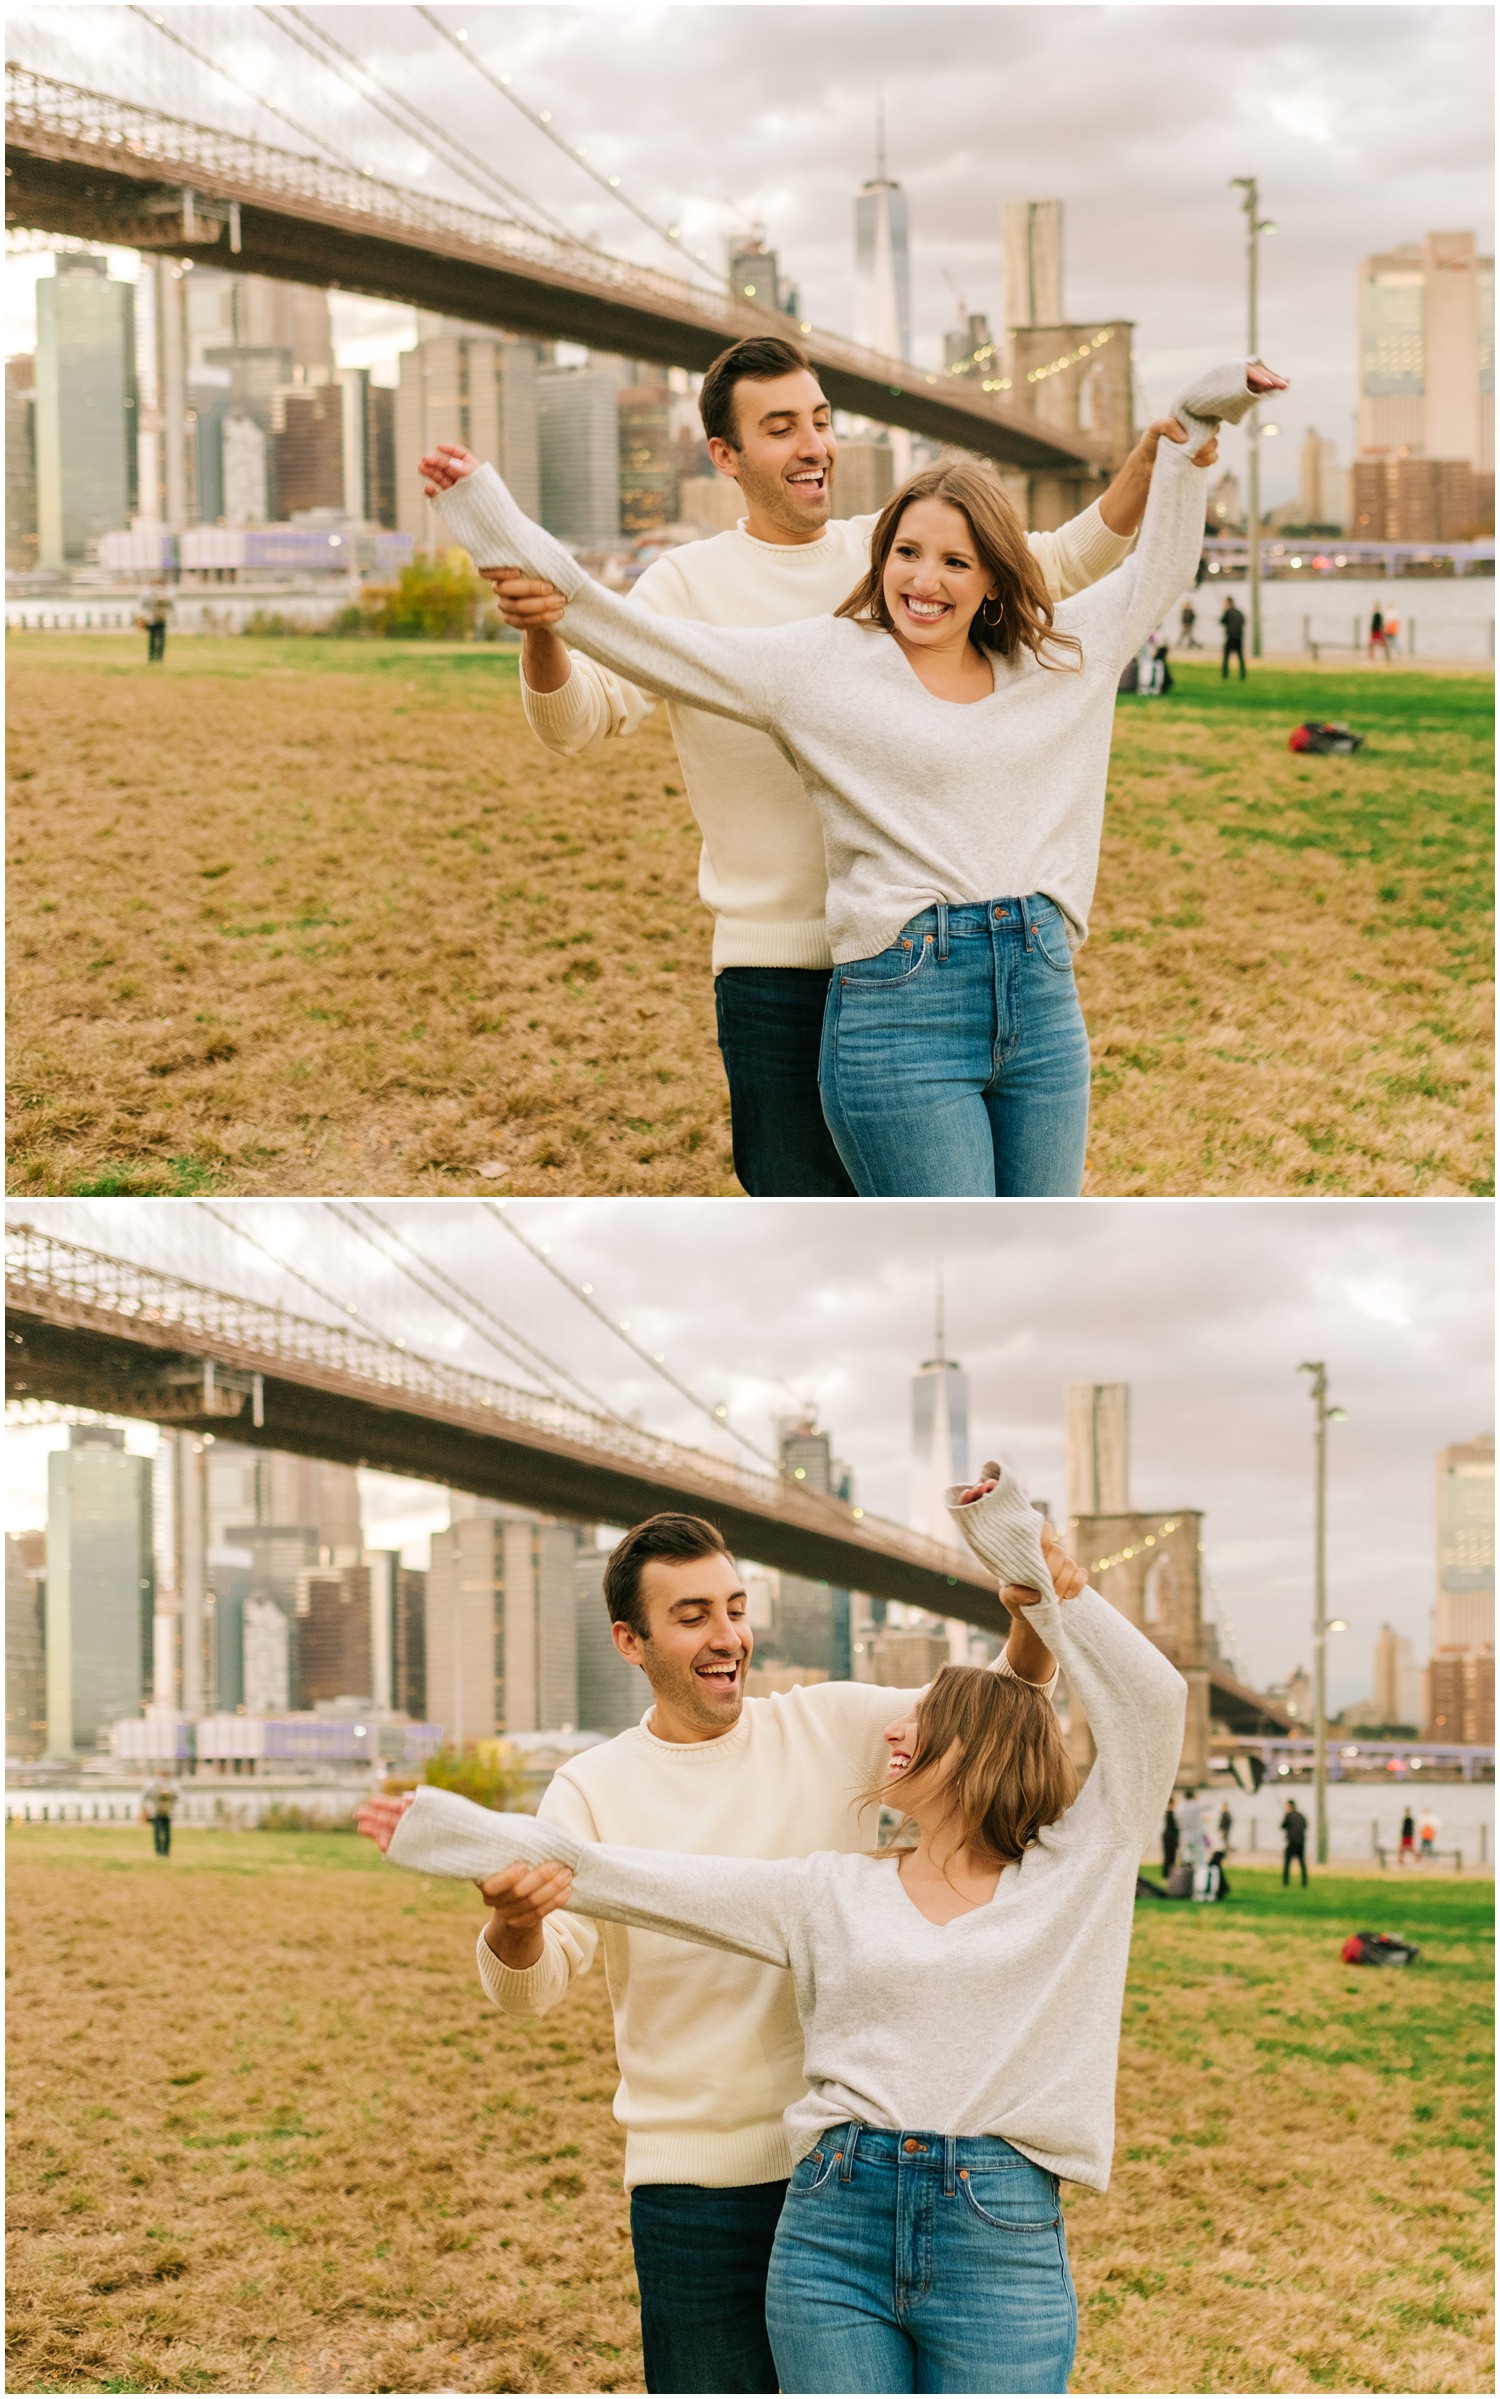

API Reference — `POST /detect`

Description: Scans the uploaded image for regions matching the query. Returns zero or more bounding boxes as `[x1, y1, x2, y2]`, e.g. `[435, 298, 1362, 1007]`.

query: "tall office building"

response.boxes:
[243, 1597, 291, 1714]
[340, 368, 397, 527]
[727, 229, 797, 315]
[1357, 233, 1495, 471]
[195, 1442, 361, 1714]
[1434, 1434, 1494, 1654]
[1297, 427, 1343, 527]
[272, 382, 345, 516]
[6, 1531, 47, 1762]
[1372, 1623, 1424, 1730]
[6, 354, 38, 572]
[943, 310, 997, 378]
[575, 1539, 646, 1734]
[426, 1504, 579, 1743]
[1002, 201, 1064, 331]
[1065, 1384, 1131, 1520]
[537, 363, 622, 544]
[394, 1562, 427, 1719]
[775, 1419, 853, 1681]
[618, 381, 678, 537]
[854, 110, 912, 361]
[910, 1285, 969, 1542]
[294, 1564, 372, 1706]
[34, 255, 137, 566]
[396, 324, 540, 542]
[45, 1426, 154, 1757]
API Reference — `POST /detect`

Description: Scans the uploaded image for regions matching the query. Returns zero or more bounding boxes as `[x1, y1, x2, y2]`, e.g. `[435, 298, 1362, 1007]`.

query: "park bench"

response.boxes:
[1371, 1843, 1465, 1873]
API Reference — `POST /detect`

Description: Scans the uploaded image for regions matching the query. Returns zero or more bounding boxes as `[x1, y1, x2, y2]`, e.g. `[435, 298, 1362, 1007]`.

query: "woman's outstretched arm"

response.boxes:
[948, 1471, 1186, 1848]
[387, 1782, 801, 1968]
[427, 449, 819, 734]
[1058, 361, 1283, 675]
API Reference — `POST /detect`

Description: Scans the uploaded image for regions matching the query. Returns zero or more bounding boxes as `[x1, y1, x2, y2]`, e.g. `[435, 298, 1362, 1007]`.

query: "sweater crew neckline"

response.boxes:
[729, 519, 857, 566]
[632, 1705, 755, 1760]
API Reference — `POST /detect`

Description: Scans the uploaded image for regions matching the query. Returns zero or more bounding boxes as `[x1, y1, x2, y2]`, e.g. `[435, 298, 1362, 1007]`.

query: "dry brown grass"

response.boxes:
[7, 1827, 1492, 2396]
[6, 641, 1492, 1197]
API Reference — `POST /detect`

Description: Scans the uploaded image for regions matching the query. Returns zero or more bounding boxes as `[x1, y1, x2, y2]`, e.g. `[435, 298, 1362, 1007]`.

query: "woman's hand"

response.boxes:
[419, 441, 482, 497]
[478, 1858, 575, 1971]
[1247, 361, 1289, 396]
[482, 568, 568, 629]
[356, 1791, 414, 1851]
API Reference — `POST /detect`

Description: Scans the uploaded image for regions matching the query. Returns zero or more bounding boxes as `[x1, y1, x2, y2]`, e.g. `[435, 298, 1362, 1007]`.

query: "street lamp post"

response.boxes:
[1230, 177, 1276, 659]
[1298, 1361, 1347, 1864]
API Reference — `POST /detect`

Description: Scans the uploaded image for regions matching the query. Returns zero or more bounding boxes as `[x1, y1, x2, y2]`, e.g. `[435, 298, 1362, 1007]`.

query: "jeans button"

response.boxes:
[903, 2138, 919, 2153]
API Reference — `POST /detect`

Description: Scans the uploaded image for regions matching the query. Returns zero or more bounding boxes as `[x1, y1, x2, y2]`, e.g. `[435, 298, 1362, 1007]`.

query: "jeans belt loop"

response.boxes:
[840, 2123, 860, 2182]
[943, 2135, 958, 2197]
[934, 900, 949, 961]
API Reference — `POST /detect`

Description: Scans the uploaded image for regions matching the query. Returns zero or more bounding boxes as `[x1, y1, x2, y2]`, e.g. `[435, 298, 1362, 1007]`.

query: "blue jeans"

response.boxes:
[818, 897, 1091, 1196]
[766, 2126, 1076, 2395]
[629, 2177, 788, 2393]
[714, 968, 858, 1197]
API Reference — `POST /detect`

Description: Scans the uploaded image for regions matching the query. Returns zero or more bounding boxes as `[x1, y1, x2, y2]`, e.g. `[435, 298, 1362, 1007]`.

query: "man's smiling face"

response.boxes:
[706, 367, 837, 539]
[612, 1549, 753, 1738]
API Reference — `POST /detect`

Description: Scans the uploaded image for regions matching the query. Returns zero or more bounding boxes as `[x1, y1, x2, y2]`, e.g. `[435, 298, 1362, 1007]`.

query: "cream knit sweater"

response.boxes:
[438, 366, 1255, 965]
[389, 1479, 1186, 2194]
[519, 505, 1134, 970]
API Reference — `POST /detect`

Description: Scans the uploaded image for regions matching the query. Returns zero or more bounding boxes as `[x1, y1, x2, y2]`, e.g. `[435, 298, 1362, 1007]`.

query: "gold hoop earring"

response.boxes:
[981, 595, 1004, 630]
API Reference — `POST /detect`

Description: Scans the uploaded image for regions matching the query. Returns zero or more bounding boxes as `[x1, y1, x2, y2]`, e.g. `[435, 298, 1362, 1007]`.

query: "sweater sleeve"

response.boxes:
[389, 1783, 800, 1968]
[473, 1768, 599, 2019]
[437, 465, 814, 734]
[1028, 498, 1136, 602]
[1016, 1589, 1186, 1849]
[1053, 362, 1262, 675]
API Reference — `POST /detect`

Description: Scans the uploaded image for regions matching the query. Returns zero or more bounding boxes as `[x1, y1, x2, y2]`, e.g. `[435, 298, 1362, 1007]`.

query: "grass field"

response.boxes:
[5, 638, 1493, 1197]
[6, 1823, 1493, 2395]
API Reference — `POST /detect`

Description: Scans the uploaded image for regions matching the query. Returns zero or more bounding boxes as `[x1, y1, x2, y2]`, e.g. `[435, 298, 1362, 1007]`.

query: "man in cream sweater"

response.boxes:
[486, 333, 1197, 1197]
[360, 1502, 1074, 2395]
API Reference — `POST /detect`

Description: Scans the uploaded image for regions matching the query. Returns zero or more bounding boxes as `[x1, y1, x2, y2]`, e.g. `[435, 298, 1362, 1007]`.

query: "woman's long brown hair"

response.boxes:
[835, 459, 1083, 670]
[870, 1664, 1080, 1867]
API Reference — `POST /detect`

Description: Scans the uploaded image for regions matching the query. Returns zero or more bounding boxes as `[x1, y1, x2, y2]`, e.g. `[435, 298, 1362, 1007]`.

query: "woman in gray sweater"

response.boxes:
[388, 1468, 1188, 2395]
[424, 359, 1284, 1197]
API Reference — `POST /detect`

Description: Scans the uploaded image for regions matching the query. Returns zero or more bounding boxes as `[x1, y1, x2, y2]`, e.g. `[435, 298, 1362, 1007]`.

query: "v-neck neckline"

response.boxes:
[880, 626, 998, 709]
[889, 1851, 1010, 1928]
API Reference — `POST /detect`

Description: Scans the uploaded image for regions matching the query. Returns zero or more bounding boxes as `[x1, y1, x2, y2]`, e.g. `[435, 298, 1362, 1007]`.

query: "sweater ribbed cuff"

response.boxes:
[475, 1923, 560, 2015]
[623, 2119, 794, 2193]
[436, 463, 586, 595]
[1067, 499, 1137, 579]
[946, 1466, 1054, 1595]
[520, 661, 598, 751]
[712, 917, 835, 972]
[1172, 362, 1258, 433]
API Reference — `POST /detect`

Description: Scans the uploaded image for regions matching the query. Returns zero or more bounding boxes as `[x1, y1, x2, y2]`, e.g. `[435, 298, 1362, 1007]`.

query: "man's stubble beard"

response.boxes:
[647, 1646, 746, 1734]
[732, 452, 833, 539]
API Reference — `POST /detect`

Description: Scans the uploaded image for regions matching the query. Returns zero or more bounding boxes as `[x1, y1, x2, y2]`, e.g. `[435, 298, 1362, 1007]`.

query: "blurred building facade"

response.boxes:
[394, 319, 540, 543]
[773, 1418, 854, 1682]
[1002, 200, 1064, 331]
[6, 353, 38, 571]
[45, 1426, 154, 1757]
[1426, 1432, 1494, 1744]
[854, 123, 912, 362]
[6, 1530, 48, 1762]
[1356, 232, 1494, 471]
[34, 255, 137, 566]
[537, 361, 622, 544]
[1065, 1384, 1131, 1520]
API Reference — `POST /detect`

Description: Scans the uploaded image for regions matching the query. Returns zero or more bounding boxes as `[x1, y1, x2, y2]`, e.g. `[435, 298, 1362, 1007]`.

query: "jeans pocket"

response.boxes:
[791, 2145, 841, 2196]
[1026, 900, 1077, 973]
[837, 934, 933, 990]
[959, 2170, 1062, 2233]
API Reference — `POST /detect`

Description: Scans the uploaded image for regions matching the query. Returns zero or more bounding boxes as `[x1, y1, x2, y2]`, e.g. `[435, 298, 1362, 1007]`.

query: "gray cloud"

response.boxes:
[8, 1197, 1492, 1705]
[7, 5, 1492, 496]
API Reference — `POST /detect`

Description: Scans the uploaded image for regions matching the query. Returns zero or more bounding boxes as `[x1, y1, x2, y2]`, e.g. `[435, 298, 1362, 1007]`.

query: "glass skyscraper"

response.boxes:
[45, 1426, 153, 1757]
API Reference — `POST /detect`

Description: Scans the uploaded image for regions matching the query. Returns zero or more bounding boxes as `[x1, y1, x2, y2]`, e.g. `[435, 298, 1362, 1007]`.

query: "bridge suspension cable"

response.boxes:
[127, 5, 368, 177]
[414, 4, 718, 282]
[266, 5, 578, 247]
[485, 1202, 777, 1468]
[326, 1201, 640, 1432]
[199, 1202, 416, 1359]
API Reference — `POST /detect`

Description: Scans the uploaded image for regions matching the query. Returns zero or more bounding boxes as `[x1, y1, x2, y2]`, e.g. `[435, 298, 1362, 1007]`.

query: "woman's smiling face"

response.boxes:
[880, 495, 997, 650]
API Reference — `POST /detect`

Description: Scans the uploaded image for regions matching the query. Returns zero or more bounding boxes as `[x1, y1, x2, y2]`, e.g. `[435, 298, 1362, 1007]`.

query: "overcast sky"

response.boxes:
[6, 4, 1493, 503]
[6, 1197, 1492, 1707]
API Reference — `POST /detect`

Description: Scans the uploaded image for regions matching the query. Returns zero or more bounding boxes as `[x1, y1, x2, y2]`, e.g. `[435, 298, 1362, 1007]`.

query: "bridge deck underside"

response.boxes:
[7, 1305, 1014, 1629]
[5, 142, 1103, 475]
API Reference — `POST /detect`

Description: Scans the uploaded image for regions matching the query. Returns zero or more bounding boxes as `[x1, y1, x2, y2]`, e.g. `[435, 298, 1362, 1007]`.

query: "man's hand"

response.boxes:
[1099, 419, 1200, 532]
[958, 1465, 1088, 1608]
[419, 440, 481, 497]
[356, 1791, 414, 1851]
[479, 1858, 575, 1972]
[482, 569, 567, 631]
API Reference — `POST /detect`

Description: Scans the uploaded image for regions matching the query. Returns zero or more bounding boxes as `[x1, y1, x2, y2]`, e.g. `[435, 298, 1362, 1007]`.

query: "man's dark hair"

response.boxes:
[603, 1512, 735, 1638]
[698, 336, 816, 450]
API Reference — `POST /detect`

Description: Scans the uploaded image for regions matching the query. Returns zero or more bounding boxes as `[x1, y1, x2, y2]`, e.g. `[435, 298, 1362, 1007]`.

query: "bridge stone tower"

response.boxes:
[1069, 1510, 1209, 1788]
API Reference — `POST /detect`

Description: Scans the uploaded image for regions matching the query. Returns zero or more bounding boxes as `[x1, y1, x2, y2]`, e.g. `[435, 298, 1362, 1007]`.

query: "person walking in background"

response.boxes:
[1217, 1800, 1233, 1852]
[1281, 1799, 1309, 1887]
[141, 1774, 178, 1857]
[1220, 598, 1247, 679]
[1367, 607, 1387, 661]
[137, 585, 170, 662]
[1161, 1800, 1180, 1876]
[1418, 1808, 1438, 1859]
[1179, 598, 1201, 649]
[1399, 1806, 1416, 1865]
[1383, 610, 1401, 658]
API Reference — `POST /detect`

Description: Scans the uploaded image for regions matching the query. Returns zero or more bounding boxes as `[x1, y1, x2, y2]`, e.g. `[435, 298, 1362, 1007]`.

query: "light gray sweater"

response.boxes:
[438, 363, 1258, 963]
[388, 1478, 1187, 2193]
